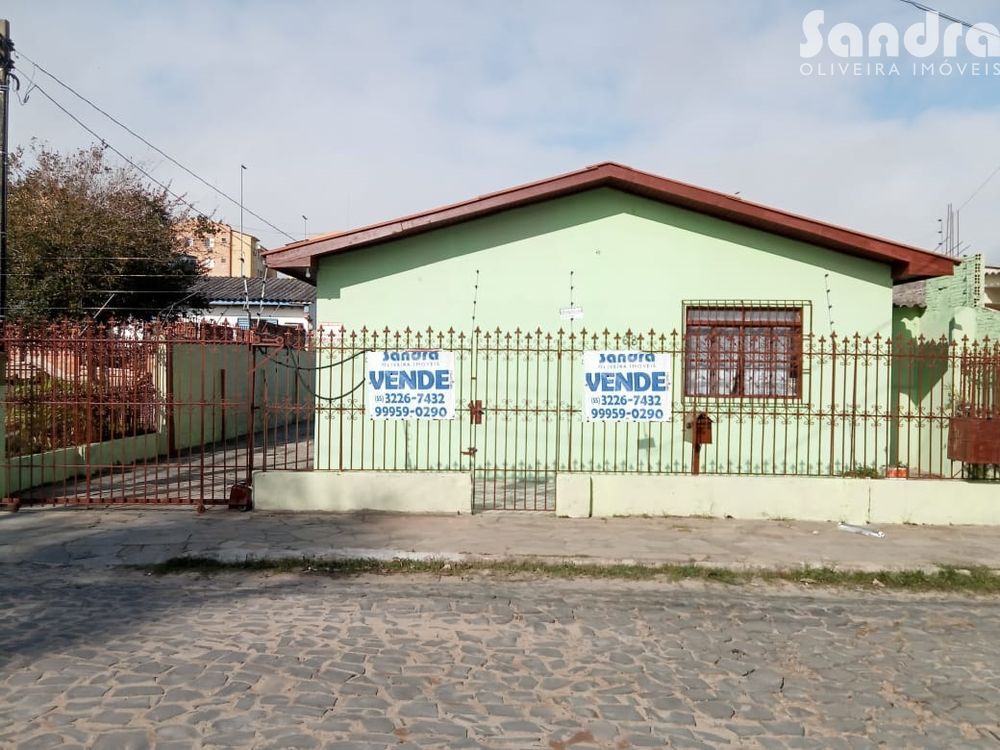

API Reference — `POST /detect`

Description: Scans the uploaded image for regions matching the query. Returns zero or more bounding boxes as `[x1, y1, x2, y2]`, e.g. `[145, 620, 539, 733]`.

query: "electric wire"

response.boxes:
[269, 347, 371, 372]
[895, 2, 1000, 214]
[264, 349, 368, 401]
[896, 0, 1000, 41]
[29, 84, 210, 222]
[7, 81, 281, 295]
[295, 368, 365, 403]
[958, 163, 1000, 212]
[892, 2, 1000, 233]
[14, 49, 296, 242]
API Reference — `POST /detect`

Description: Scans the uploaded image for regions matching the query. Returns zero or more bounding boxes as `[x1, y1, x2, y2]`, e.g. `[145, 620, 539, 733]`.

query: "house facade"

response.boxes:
[262, 163, 989, 518]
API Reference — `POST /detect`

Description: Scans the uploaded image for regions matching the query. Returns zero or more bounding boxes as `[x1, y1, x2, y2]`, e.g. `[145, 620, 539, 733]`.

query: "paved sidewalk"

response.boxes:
[2, 506, 1000, 572]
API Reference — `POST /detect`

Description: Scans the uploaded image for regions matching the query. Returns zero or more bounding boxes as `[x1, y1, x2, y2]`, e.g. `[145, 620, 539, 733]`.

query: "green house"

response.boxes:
[264, 163, 961, 509]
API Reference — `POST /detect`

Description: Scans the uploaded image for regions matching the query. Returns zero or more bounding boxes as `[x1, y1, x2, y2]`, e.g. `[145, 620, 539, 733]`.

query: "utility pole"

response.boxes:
[0, 19, 13, 323]
[0, 21, 11, 505]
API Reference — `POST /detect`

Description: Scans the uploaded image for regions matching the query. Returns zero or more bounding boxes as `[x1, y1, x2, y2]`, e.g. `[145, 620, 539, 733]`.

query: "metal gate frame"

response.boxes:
[466, 328, 559, 511]
[1, 320, 313, 511]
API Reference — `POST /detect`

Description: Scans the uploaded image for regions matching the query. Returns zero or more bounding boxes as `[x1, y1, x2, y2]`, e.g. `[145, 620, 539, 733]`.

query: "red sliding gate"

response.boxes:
[1, 320, 314, 510]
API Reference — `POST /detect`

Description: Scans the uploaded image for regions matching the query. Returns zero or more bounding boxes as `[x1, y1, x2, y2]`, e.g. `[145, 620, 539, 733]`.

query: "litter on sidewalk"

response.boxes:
[838, 523, 886, 539]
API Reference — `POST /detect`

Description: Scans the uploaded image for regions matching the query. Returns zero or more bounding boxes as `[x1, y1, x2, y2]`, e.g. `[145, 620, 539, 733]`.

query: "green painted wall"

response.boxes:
[316, 188, 893, 336]
[1, 343, 314, 499]
[168, 343, 314, 453]
[897, 254, 1000, 343]
[312, 188, 900, 482]
[2, 434, 165, 496]
[891, 254, 1000, 477]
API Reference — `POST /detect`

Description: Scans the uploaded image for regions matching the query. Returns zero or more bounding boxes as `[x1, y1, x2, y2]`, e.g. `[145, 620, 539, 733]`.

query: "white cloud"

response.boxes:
[7, 0, 1000, 264]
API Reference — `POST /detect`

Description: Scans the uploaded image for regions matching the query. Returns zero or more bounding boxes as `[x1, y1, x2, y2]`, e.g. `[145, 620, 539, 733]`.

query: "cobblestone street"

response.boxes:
[1, 568, 999, 749]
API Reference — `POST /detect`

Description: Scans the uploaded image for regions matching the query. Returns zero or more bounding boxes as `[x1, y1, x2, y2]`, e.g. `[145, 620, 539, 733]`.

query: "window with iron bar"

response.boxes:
[683, 302, 806, 398]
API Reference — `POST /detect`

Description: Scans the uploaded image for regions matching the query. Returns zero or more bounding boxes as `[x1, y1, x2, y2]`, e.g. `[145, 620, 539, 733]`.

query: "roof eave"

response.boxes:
[267, 266, 314, 284]
[264, 163, 958, 282]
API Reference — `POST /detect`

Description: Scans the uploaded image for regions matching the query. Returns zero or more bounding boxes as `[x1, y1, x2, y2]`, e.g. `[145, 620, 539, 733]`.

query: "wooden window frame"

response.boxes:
[683, 302, 807, 399]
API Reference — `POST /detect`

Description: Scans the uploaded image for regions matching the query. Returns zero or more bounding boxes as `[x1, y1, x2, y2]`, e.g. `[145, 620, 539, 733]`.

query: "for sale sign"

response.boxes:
[582, 351, 672, 422]
[366, 351, 455, 420]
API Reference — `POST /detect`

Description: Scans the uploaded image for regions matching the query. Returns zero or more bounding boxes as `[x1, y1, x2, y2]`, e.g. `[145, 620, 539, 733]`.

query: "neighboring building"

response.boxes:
[190, 277, 315, 331]
[176, 219, 268, 278]
[890, 255, 1000, 477]
[986, 265, 1000, 311]
[893, 254, 1000, 343]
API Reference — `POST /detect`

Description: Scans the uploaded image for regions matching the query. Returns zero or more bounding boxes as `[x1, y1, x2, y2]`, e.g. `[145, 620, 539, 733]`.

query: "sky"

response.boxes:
[6, 0, 1000, 264]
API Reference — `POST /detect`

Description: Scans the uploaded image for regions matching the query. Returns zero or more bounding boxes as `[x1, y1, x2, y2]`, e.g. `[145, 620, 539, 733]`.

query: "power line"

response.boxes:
[269, 347, 370, 372]
[7, 257, 234, 262]
[80, 290, 208, 295]
[7, 306, 207, 311]
[5, 273, 214, 280]
[896, 0, 1000, 41]
[896, 1, 1000, 236]
[893, 3, 1000, 222]
[13, 50, 296, 241]
[958, 162, 1000, 211]
[29, 84, 210, 221]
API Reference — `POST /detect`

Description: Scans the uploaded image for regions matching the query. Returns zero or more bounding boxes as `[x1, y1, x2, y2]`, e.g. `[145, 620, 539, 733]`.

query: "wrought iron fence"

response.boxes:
[2, 320, 997, 511]
[2, 319, 313, 507]
[311, 327, 1000, 509]
[3, 321, 163, 457]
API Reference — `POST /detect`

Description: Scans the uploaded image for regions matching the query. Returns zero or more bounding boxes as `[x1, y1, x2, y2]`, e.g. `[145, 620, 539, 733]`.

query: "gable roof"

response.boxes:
[194, 277, 315, 306]
[264, 162, 957, 283]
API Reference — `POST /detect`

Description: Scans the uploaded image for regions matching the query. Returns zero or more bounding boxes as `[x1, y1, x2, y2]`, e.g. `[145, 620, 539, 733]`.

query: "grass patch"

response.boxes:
[143, 556, 1000, 594]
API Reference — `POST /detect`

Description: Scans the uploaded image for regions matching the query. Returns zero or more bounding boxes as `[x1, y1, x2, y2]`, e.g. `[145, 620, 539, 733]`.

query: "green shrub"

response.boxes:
[840, 464, 882, 479]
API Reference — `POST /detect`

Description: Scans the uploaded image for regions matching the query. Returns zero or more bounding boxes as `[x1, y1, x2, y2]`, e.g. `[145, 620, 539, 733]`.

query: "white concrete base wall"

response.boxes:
[555, 475, 592, 518]
[253, 471, 471, 513]
[557, 474, 1000, 526]
[589, 475, 870, 523]
[867, 480, 1000, 526]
